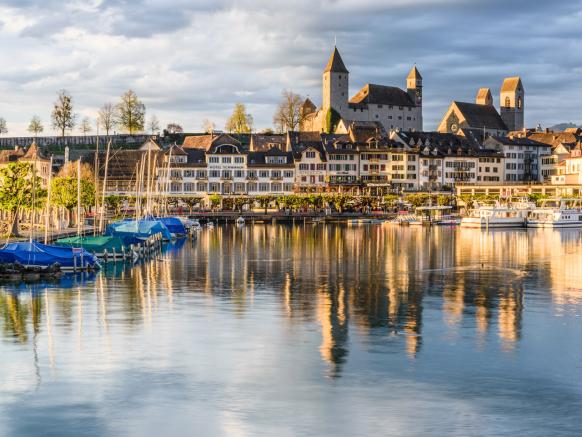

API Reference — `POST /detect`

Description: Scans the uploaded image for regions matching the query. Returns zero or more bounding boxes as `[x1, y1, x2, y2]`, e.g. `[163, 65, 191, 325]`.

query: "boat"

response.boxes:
[236, 217, 245, 226]
[348, 218, 383, 225]
[105, 218, 173, 243]
[191, 220, 202, 231]
[207, 221, 215, 229]
[410, 206, 458, 226]
[527, 199, 582, 228]
[54, 236, 135, 260]
[0, 241, 100, 271]
[156, 217, 188, 238]
[460, 205, 528, 228]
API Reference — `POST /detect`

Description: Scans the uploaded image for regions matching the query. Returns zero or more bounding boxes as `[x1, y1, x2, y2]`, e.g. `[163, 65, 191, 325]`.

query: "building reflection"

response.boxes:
[3, 224, 579, 377]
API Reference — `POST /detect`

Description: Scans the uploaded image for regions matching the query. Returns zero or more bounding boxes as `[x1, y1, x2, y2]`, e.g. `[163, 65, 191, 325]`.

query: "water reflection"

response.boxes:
[1, 226, 580, 373]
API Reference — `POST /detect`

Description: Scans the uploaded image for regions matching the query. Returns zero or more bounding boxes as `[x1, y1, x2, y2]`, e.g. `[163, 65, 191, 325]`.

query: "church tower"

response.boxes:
[322, 47, 349, 116]
[407, 65, 423, 129]
[500, 77, 524, 131]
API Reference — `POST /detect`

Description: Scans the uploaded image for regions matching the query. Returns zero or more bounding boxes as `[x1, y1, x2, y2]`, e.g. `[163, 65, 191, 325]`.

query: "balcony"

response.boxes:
[195, 176, 208, 180]
[220, 175, 233, 181]
[270, 176, 283, 181]
[246, 176, 258, 181]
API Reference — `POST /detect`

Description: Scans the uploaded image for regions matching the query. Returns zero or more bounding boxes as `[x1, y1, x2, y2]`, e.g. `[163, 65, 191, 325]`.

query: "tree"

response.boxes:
[209, 194, 221, 211]
[51, 177, 95, 226]
[97, 103, 116, 135]
[273, 90, 306, 133]
[116, 89, 145, 135]
[51, 90, 76, 137]
[0, 162, 45, 236]
[255, 195, 274, 213]
[105, 195, 123, 217]
[27, 115, 44, 137]
[225, 103, 253, 133]
[57, 160, 95, 181]
[202, 119, 215, 134]
[80, 117, 92, 137]
[166, 123, 183, 134]
[148, 115, 160, 135]
[0, 117, 7, 136]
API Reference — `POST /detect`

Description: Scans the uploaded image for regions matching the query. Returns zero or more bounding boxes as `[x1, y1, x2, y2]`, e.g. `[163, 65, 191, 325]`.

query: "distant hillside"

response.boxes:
[549, 122, 581, 131]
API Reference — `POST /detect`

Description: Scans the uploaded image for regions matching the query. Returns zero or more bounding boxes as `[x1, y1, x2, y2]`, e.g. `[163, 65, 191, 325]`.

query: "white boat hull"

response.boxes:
[460, 217, 524, 228]
[527, 221, 582, 228]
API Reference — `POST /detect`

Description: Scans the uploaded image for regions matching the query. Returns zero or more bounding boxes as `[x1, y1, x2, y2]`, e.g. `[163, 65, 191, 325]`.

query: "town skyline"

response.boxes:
[0, 0, 581, 136]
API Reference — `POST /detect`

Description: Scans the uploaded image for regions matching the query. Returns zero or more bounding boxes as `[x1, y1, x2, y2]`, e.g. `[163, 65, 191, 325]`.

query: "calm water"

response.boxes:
[1, 225, 582, 436]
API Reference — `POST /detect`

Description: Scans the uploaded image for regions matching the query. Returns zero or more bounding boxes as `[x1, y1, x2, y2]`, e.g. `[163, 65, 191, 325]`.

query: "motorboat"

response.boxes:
[207, 221, 215, 229]
[527, 199, 582, 228]
[236, 216, 245, 226]
[410, 206, 458, 226]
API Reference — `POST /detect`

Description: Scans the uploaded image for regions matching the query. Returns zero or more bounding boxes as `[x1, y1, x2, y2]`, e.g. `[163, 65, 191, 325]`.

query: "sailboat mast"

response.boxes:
[99, 140, 111, 234]
[44, 156, 53, 244]
[93, 132, 100, 236]
[77, 159, 82, 236]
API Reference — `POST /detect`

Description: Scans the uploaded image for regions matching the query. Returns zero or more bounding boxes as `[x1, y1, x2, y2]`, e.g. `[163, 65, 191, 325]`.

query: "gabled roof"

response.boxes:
[453, 101, 508, 131]
[407, 66, 422, 80]
[21, 142, 50, 162]
[324, 47, 349, 74]
[501, 77, 523, 93]
[182, 133, 241, 150]
[350, 84, 415, 107]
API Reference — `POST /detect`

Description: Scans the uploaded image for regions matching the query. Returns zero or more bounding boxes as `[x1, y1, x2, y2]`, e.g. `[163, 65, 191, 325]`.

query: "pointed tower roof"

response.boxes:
[407, 66, 422, 80]
[501, 76, 523, 92]
[324, 47, 349, 74]
[21, 141, 49, 161]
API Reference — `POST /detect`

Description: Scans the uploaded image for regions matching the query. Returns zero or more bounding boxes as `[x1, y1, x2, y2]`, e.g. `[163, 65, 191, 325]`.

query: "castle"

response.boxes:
[301, 47, 423, 134]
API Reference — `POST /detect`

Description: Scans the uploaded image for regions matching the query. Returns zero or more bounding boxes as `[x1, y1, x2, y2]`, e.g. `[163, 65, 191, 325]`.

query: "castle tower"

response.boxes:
[476, 88, 493, 106]
[323, 47, 349, 116]
[407, 66, 423, 129]
[500, 77, 524, 131]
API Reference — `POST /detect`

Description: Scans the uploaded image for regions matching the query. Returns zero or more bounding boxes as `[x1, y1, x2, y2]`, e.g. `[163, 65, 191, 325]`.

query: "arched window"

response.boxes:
[505, 96, 511, 108]
[517, 96, 522, 109]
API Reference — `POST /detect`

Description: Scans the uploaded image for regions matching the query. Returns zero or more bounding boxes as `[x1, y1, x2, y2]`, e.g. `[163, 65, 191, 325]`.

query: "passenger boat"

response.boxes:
[527, 199, 582, 228]
[460, 206, 528, 228]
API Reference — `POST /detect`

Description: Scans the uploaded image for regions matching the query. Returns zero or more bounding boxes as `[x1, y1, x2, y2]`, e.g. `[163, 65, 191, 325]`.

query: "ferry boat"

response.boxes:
[527, 199, 582, 228]
[460, 206, 528, 228]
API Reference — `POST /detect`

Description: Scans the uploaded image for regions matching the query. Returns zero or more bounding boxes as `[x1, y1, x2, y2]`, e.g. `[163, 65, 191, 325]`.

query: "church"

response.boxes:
[300, 47, 423, 134]
[437, 77, 525, 139]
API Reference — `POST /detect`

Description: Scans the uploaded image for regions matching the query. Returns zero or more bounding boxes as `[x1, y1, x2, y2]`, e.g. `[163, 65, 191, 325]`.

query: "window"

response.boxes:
[234, 170, 244, 178]
[283, 170, 294, 178]
[505, 96, 511, 108]
[259, 170, 269, 178]
[317, 164, 326, 170]
[208, 156, 219, 163]
[299, 164, 309, 171]
[210, 170, 220, 178]
[197, 182, 207, 192]
[234, 156, 244, 164]
[305, 151, 316, 159]
[222, 157, 231, 164]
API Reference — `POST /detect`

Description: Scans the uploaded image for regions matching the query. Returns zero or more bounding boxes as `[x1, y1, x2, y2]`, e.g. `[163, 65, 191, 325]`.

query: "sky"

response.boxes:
[0, 0, 581, 136]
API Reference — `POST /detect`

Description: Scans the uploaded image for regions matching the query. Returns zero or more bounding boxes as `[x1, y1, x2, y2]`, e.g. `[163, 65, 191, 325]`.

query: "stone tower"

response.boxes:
[323, 47, 349, 116]
[407, 65, 423, 128]
[476, 88, 493, 106]
[500, 77, 524, 131]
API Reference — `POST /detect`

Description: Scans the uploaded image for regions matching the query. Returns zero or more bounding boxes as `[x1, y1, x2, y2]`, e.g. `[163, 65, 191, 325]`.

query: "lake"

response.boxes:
[1, 224, 582, 436]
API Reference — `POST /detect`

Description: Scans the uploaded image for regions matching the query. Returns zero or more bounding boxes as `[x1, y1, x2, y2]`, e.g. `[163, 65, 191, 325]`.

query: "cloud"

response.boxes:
[0, 0, 581, 135]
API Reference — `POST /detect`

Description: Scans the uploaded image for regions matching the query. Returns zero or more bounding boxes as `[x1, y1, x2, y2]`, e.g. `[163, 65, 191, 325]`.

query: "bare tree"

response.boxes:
[202, 119, 216, 134]
[148, 115, 160, 135]
[225, 103, 253, 133]
[97, 102, 116, 136]
[273, 90, 305, 133]
[116, 90, 145, 135]
[0, 117, 7, 136]
[51, 90, 77, 137]
[166, 123, 183, 134]
[28, 115, 44, 138]
[80, 117, 92, 138]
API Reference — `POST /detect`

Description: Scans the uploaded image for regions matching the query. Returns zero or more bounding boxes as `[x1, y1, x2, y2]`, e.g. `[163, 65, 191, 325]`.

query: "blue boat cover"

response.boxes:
[156, 217, 187, 236]
[105, 219, 172, 242]
[0, 241, 100, 269]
